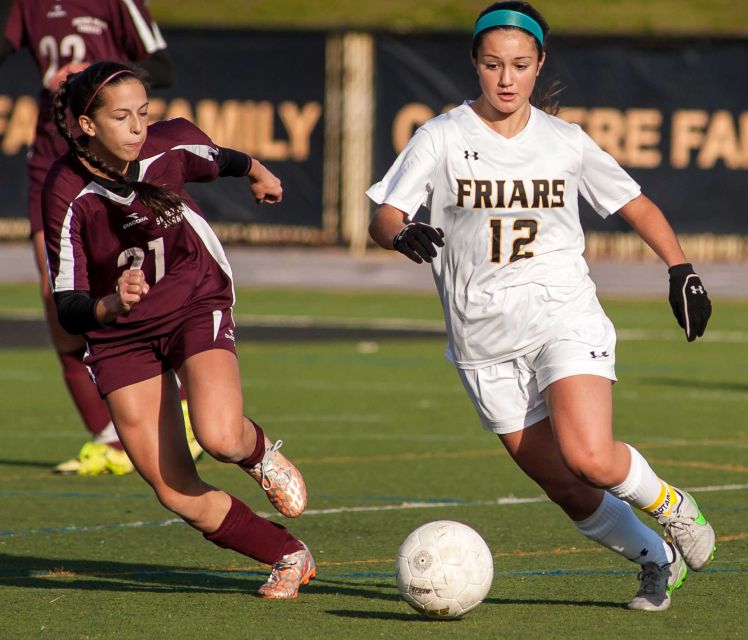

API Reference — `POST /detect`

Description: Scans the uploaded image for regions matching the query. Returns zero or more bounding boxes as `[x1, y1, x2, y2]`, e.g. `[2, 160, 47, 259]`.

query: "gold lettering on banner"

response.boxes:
[625, 109, 661, 168]
[1, 96, 37, 155]
[252, 100, 288, 160]
[196, 99, 246, 149]
[671, 110, 709, 168]
[165, 98, 195, 121]
[147, 98, 167, 123]
[560, 107, 663, 167]
[393, 103, 435, 153]
[586, 108, 626, 162]
[0, 96, 12, 136]
[278, 101, 322, 161]
[697, 110, 742, 169]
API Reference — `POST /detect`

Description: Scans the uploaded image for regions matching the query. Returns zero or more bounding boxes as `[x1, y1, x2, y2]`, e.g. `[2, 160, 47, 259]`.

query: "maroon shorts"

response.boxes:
[84, 308, 237, 396]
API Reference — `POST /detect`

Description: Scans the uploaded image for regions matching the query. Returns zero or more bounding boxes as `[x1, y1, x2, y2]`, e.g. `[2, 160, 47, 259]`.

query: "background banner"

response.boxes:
[375, 34, 748, 234]
[1, 30, 746, 243]
[0, 28, 329, 242]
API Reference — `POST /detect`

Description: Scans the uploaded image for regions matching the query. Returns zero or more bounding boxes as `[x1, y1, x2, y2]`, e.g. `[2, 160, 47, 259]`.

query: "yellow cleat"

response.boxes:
[181, 399, 204, 462]
[54, 441, 134, 476]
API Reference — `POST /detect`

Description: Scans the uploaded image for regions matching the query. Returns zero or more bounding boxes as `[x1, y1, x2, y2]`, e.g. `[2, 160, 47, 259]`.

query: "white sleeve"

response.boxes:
[365, 125, 440, 218]
[578, 128, 641, 218]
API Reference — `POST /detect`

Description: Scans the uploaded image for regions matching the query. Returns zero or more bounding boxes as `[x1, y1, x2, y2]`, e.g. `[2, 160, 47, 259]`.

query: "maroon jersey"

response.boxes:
[5, 0, 166, 169]
[42, 118, 235, 345]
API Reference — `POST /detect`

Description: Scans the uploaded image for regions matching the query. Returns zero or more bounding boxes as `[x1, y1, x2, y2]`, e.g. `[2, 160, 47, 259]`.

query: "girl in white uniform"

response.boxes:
[368, 1, 714, 612]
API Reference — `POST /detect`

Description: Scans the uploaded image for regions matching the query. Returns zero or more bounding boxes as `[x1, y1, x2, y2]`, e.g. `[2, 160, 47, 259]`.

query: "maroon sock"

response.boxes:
[203, 496, 303, 565]
[238, 421, 266, 469]
[59, 349, 111, 437]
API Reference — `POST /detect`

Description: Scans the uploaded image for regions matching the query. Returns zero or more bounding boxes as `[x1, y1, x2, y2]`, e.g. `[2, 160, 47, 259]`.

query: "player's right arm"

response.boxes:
[366, 125, 444, 263]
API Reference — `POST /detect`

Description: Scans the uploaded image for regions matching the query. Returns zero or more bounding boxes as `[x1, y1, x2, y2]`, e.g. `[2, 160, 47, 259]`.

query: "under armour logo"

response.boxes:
[640, 548, 648, 557]
[690, 285, 705, 295]
[590, 351, 610, 359]
[464, 150, 479, 160]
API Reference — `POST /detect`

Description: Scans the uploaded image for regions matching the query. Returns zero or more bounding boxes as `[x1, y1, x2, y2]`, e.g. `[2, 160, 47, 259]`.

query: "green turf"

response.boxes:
[0, 291, 746, 639]
[148, 0, 748, 34]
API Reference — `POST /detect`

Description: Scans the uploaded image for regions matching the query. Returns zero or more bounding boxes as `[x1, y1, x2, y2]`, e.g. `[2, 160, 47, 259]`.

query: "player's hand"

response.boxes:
[668, 263, 711, 342]
[116, 269, 150, 313]
[393, 222, 445, 264]
[248, 160, 283, 205]
[45, 62, 90, 92]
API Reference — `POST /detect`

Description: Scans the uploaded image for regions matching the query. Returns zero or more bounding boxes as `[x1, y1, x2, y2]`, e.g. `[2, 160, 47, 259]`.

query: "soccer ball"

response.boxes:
[395, 520, 493, 619]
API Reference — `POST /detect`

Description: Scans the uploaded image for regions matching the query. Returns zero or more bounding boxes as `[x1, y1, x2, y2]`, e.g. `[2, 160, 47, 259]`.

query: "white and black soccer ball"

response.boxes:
[395, 520, 493, 619]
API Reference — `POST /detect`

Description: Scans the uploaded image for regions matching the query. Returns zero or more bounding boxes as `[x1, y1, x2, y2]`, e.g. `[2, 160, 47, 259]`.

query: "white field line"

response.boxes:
[3, 483, 747, 539]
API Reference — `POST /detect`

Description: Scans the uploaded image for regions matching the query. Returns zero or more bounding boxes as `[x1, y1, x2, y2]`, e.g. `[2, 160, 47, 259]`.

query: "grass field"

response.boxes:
[148, 0, 748, 34]
[0, 286, 746, 639]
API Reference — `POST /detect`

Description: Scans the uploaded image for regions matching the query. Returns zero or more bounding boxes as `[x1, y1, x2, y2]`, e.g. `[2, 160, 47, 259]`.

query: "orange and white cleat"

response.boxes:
[247, 438, 307, 518]
[258, 543, 316, 599]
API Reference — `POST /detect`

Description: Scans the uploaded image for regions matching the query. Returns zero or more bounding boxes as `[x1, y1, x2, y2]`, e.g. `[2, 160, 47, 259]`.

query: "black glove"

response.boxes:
[393, 223, 445, 264]
[668, 263, 712, 342]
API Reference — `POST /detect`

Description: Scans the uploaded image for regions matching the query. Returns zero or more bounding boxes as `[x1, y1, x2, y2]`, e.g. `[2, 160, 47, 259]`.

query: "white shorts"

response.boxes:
[456, 311, 617, 435]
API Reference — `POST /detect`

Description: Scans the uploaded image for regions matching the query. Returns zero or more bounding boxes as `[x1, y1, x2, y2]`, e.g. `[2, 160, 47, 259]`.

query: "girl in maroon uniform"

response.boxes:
[42, 60, 315, 599]
[0, 0, 185, 473]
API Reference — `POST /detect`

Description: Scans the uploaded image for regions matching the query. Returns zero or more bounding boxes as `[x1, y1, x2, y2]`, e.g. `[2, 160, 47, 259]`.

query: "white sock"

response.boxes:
[575, 492, 672, 566]
[93, 421, 119, 445]
[609, 444, 681, 518]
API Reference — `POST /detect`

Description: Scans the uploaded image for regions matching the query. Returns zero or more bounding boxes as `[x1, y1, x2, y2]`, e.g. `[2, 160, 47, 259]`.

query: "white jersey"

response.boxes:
[366, 103, 641, 368]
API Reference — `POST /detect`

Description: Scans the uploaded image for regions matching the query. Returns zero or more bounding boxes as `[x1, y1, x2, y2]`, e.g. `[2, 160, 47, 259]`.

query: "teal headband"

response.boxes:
[473, 9, 544, 45]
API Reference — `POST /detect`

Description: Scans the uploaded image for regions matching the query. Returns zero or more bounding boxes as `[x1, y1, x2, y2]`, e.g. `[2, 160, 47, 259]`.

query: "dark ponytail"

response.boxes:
[472, 1, 562, 115]
[53, 60, 183, 223]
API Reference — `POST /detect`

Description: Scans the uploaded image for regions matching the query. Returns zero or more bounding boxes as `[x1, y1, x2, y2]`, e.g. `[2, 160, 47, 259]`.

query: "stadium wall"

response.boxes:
[1, 29, 746, 259]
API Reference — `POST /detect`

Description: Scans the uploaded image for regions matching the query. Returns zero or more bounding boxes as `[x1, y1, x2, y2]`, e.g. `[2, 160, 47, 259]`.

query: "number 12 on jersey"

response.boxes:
[489, 218, 538, 264]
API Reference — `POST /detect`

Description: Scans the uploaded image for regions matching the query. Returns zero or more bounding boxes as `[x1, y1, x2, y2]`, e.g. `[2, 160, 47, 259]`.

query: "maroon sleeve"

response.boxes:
[109, 0, 166, 61]
[3, 0, 24, 50]
[161, 118, 223, 184]
[42, 170, 90, 293]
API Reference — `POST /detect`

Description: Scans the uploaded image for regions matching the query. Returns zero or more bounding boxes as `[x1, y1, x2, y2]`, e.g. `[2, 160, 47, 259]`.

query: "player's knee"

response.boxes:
[197, 422, 246, 463]
[566, 452, 618, 488]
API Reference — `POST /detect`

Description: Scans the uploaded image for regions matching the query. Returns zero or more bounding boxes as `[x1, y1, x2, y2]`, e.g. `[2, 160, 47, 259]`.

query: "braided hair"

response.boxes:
[472, 2, 562, 115]
[52, 60, 183, 223]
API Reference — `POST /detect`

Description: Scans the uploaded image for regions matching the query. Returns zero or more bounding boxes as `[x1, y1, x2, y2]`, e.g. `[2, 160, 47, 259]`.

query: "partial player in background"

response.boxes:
[0, 0, 201, 474]
[43, 61, 315, 598]
[368, 1, 715, 612]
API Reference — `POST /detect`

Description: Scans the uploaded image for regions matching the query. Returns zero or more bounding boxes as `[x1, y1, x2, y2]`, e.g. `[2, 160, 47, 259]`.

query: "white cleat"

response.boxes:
[628, 544, 687, 612]
[658, 490, 716, 571]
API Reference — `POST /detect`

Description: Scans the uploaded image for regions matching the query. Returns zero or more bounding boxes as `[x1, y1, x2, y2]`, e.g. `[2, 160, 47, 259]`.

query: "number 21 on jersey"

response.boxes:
[489, 218, 538, 264]
[117, 238, 165, 284]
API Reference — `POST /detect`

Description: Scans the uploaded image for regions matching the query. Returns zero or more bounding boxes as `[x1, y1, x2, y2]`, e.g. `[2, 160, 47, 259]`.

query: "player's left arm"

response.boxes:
[618, 194, 712, 341]
[0, 0, 18, 65]
[137, 48, 173, 88]
[113, 0, 173, 87]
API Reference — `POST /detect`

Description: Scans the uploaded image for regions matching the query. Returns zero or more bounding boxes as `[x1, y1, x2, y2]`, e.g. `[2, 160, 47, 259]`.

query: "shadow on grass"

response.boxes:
[0, 458, 60, 469]
[0, 554, 404, 601]
[328, 596, 624, 621]
[0, 553, 261, 594]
